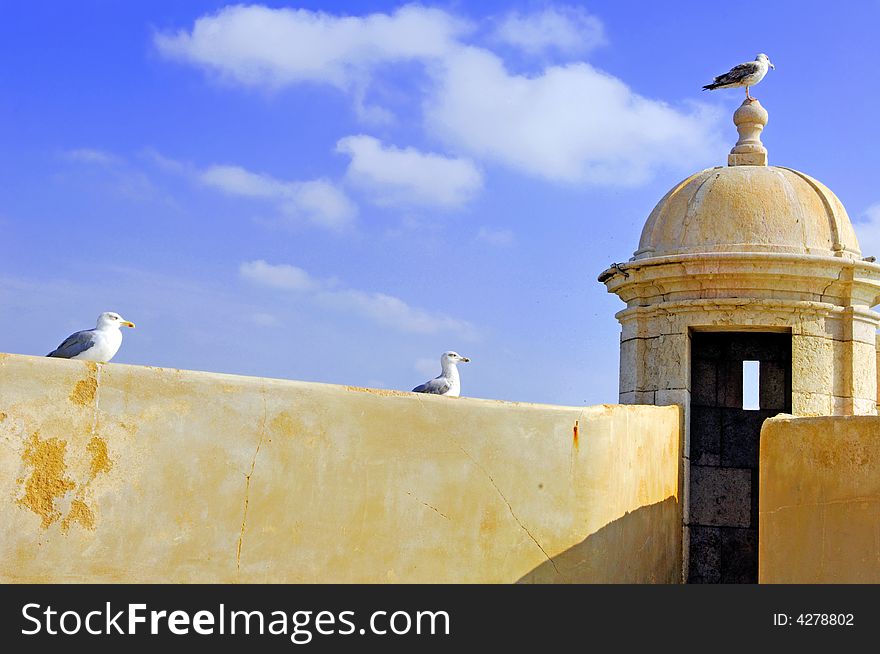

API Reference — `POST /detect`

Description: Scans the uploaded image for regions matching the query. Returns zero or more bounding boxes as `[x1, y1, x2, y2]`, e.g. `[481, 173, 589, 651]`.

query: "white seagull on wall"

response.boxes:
[47, 312, 135, 363]
[411, 351, 471, 397]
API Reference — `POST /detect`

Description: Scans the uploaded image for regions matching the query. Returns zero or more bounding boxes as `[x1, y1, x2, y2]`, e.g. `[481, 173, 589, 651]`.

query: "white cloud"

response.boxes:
[491, 6, 606, 56]
[201, 164, 283, 198]
[62, 148, 122, 166]
[142, 151, 359, 232]
[157, 5, 722, 187]
[337, 135, 483, 208]
[476, 227, 514, 247]
[239, 260, 320, 292]
[317, 288, 474, 336]
[199, 164, 358, 231]
[425, 47, 722, 185]
[59, 147, 180, 208]
[294, 180, 359, 229]
[855, 203, 880, 258]
[352, 93, 396, 126]
[240, 259, 476, 338]
[154, 4, 467, 90]
[140, 147, 190, 175]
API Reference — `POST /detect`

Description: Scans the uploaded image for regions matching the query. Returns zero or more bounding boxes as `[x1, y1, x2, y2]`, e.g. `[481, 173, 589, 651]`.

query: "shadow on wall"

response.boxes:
[517, 497, 681, 584]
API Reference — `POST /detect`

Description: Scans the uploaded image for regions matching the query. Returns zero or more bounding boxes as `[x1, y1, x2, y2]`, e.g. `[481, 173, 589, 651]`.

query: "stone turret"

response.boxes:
[601, 99, 880, 416]
[598, 100, 880, 583]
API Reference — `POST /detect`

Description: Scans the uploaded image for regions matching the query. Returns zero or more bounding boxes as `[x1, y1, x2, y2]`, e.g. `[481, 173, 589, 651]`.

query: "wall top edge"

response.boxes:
[0, 352, 679, 415]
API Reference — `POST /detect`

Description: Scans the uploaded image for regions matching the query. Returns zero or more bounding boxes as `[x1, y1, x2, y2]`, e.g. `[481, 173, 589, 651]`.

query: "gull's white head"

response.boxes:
[442, 351, 470, 366]
[96, 311, 135, 330]
[756, 53, 775, 69]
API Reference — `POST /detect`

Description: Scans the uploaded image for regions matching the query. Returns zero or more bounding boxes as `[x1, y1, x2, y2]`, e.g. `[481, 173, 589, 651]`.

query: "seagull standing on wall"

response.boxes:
[412, 351, 470, 397]
[46, 312, 135, 362]
[703, 53, 775, 101]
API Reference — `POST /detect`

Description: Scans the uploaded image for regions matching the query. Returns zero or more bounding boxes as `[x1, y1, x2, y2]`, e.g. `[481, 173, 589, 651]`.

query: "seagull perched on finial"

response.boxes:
[411, 351, 470, 397]
[46, 312, 135, 362]
[703, 53, 775, 102]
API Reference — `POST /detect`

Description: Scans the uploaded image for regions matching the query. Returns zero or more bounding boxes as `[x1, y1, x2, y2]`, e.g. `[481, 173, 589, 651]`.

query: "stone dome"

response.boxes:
[632, 100, 861, 261]
[633, 165, 861, 260]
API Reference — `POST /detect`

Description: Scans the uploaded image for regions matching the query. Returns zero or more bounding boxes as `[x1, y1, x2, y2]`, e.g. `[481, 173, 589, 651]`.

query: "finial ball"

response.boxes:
[732, 99, 768, 128]
[729, 99, 768, 166]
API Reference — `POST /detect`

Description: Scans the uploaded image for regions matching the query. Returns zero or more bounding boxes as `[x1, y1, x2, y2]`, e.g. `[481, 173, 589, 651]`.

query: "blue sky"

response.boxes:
[2, 1, 879, 405]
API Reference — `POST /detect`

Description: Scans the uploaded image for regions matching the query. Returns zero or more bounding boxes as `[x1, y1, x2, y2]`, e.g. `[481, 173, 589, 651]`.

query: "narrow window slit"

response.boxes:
[743, 360, 760, 410]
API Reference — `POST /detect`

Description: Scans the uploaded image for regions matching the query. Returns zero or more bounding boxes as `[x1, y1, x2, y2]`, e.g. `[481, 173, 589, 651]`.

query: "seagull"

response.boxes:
[411, 351, 470, 397]
[703, 53, 775, 101]
[46, 312, 135, 362]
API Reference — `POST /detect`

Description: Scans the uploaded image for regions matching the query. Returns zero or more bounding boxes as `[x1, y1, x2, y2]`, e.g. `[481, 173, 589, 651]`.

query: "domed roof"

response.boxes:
[633, 100, 861, 261]
[634, 165, 860, 260]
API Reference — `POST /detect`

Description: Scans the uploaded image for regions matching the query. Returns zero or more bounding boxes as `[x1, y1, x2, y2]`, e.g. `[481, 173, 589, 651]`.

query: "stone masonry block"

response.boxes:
[792, 390, 834, 416]
[687, 526, 721, 583]
[690, 406, 720, 466]
[691, 358, 718, 406]
[689, 465, 752, 528]
[643, 334, 689, 391]
[791, 335, 835, 395]
[720, 527, 758, 583]
[759, 359, 788, 410]
[618, 338, 640, 395]
[720, 410, 771, 469]
[851, 340, 877, 402]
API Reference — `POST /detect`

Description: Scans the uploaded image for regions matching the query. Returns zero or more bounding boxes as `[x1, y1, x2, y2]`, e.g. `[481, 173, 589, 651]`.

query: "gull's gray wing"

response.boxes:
[47, 329, 97, 358]
[707, 61, 760, 87]
[412, 376, 451, 395]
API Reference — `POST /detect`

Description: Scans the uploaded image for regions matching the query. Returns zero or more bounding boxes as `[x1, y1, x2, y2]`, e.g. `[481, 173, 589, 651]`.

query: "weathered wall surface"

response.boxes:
[760, 415, 880, 583]
[0, 353, 681, 583]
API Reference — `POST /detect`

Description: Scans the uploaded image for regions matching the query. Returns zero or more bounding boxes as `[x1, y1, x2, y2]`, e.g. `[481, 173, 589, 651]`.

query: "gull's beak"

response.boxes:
[121, 321, 135, 328]
[460, 357, 470, 363]
[769, 61, 775, 69]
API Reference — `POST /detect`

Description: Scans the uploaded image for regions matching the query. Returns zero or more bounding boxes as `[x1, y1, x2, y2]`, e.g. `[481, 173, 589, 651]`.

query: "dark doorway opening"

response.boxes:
[688, 331, 791, 583]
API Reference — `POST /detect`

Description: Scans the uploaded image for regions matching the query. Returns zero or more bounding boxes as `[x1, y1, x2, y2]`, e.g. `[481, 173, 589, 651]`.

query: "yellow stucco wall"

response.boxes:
[759, 415, 880, 583]
[0, 353, 681, 583]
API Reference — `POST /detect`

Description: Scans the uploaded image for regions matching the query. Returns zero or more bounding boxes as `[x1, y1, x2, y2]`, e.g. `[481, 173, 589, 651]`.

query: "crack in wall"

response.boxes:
[818, 267, 847, 303]
[762, 495, 880, 516]
[453, 441, 560, 575]
[406, 492, 450, 521]
[236, 394, 268, 575]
